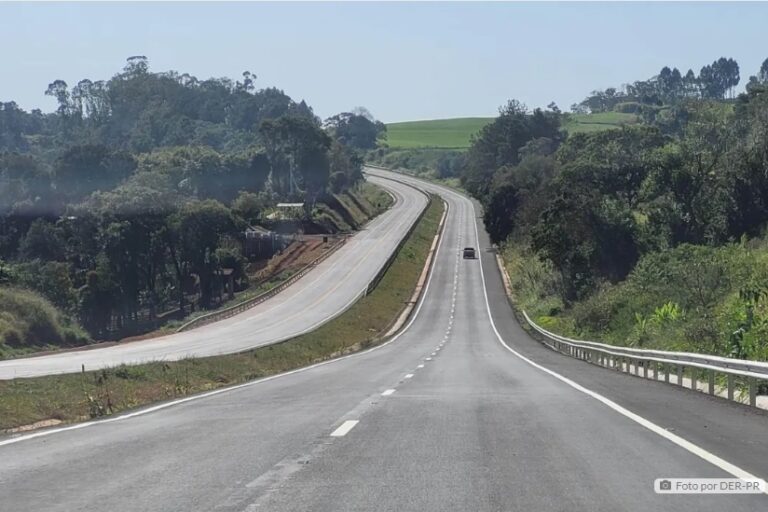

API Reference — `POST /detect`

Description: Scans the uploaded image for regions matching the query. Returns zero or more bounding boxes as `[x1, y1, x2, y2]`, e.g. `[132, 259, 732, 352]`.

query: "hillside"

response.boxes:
[562, 112, 639, 133]
[385, 112, 638, 149]
[385, 118, 492, 149]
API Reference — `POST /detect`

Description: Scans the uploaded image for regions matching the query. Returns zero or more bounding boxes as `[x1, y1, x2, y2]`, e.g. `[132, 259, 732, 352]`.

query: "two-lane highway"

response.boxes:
[0, 175, 427, 379]
[1, 169, 766, 511]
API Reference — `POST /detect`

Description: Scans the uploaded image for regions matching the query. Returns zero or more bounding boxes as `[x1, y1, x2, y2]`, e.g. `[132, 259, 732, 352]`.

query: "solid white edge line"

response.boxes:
[469, 195, 768, 493]
[330, 420, 359, 437]
[381, 389, 396, 396]
[0, 183, 451, 449]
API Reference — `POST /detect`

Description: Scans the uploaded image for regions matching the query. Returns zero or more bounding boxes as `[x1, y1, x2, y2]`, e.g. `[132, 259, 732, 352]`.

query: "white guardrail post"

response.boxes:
[522, 311, 768, 409]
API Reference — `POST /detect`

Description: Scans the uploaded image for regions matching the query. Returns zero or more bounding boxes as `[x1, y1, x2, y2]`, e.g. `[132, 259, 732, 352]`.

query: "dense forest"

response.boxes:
[0, 57, 386, 356]
[462, 56, 768, 361]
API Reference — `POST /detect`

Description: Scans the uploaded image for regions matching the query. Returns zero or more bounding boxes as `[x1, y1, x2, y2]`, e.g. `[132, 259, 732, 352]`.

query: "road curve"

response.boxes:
[1, 168, 766, 511]
[0, 175, 427, 379]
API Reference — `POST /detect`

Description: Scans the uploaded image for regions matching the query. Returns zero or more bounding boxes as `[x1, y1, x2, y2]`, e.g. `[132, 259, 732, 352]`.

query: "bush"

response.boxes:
[0, 287, 90, 351]
[613, 102, 643, 114]
[571, 283, 625, 335]
[502, 243, 563, 317]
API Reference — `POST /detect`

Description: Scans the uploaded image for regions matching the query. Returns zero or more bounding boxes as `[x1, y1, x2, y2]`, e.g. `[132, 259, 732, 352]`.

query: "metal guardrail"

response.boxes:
[177, 173, 433, 334]
[523, 311, 768, 407]
[362, 172, 433, 296]
[379, 198, 448, 338]
[175, 237, 348, 333]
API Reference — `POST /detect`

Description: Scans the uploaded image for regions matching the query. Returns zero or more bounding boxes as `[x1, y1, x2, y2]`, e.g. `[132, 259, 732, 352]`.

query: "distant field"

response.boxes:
[385, 112, 639, 149]
[564, 112, 639, 134]
[385, 118, 492, 149]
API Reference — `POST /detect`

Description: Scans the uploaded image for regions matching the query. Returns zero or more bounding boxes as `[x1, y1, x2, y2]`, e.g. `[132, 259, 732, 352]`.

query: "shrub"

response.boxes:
[613, 102, 642, 114]
[571, 283, 625, 335]
[0, 287, 90, 351]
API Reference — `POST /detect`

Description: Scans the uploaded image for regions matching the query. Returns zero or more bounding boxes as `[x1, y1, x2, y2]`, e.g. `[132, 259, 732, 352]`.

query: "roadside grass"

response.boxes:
[0, 196, 443, 432]
[499, 239, 768, 362]
[333, 182, 394, 229]
[357, 181, 395, 214]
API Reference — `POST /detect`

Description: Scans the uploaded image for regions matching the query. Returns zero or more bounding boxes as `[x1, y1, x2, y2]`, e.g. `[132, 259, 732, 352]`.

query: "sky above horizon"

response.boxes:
[1, 2, 767, 123]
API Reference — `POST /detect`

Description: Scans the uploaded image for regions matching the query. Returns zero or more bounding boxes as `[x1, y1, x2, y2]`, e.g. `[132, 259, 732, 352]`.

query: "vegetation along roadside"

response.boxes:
[0, 195, 444, 432]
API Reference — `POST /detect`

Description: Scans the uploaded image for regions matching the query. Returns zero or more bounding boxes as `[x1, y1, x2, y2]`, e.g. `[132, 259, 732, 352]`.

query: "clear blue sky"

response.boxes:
[1, 2, 767, 123]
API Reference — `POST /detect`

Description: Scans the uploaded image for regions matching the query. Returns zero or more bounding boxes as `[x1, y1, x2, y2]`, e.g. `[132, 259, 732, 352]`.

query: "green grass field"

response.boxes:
[563, 112, 639, 134]
[384, 112, 639, 149]
[385, 118, 492, 149]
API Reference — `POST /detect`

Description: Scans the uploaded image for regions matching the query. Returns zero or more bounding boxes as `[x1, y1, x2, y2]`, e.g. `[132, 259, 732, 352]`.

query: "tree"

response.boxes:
[327, 140, 363, 191]
[642, 103, 733, 245]
[323, 111, 386, 150]
[461, 100, 562, 198]
[483, 155, 556, 243]
[746, 57, 768, 92]
[124, 55, 149, 76]
[260, 115, 332, 200]
[232, 191, 267, 225]
[88, 182, 175, 322]
[53, 144, 137, 202]
[174, 200, 237, 309]
[11, 260, 78, 314]
[221, 151, 271, 201]
[45, 80, 71, 116]
[78, 254, 120, 336]
[0, 153, 53, 214]
[699, 57, 740, 99]
[19, 219, 66, 261]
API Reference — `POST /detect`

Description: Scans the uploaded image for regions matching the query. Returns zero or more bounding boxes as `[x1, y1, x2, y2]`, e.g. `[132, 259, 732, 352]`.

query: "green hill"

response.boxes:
[384, 112, 639, 149]
[385, 118, 492, 149]
[562, 112, 639, 134]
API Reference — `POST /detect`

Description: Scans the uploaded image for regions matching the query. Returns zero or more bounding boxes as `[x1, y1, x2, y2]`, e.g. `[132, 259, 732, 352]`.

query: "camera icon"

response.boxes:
[659, 480, 672, 491]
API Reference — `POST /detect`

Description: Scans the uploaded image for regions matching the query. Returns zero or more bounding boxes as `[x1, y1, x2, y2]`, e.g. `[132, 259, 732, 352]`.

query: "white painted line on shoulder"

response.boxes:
[471, 202, 768, 494]
[381, 389, 396, 396]
[331, 420, 359, 437]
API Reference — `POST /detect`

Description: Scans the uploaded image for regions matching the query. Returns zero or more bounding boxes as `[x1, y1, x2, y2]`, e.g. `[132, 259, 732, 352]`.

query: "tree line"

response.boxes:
[0, 57, 386, 347]
[463, 57, 768, 305]
[574, 56, 768, 115]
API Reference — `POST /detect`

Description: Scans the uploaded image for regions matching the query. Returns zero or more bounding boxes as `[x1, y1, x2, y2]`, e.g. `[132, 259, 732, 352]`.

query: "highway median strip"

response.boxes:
[0, 196, 446, 433]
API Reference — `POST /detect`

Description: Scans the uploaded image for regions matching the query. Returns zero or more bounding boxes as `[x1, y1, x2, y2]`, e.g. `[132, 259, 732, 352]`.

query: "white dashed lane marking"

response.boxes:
[330, 420, 359, 437]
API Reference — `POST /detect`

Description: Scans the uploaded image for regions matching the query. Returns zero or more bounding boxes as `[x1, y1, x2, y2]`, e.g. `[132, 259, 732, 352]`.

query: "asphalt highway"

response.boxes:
[0, 175, 427, 379]
[1, 168, 766, 511]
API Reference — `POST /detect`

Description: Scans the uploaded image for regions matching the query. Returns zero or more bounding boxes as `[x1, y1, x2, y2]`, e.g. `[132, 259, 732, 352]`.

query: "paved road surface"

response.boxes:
[1, 169, 766, 511]
[0, 175, 427, 379]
